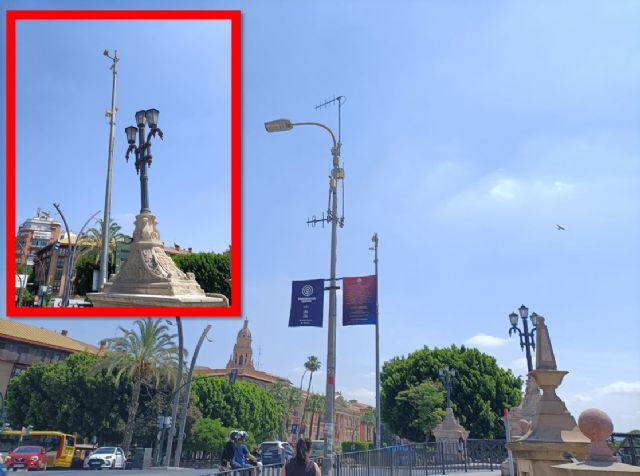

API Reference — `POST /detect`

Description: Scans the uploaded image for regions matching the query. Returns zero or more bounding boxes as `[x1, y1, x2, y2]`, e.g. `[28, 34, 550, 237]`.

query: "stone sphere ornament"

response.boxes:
[578, 408, 615, 464]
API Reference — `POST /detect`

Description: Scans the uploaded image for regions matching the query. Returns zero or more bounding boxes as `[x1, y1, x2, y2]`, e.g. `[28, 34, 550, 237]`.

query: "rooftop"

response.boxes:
[0, 319, 100, 354]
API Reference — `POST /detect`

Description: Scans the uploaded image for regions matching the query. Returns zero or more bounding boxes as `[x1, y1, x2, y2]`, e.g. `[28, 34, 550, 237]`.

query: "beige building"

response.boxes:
[0, 319, 100, 395]
[195, 319, 375, 446]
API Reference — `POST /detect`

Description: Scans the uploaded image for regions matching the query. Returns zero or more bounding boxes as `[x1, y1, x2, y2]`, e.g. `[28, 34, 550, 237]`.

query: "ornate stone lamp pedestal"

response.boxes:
[507, 316, 589, 476]
[88, 212, 228, 307]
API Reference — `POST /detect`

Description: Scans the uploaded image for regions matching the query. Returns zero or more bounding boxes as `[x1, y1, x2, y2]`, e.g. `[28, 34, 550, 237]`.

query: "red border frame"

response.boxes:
[6, 10, 242, 317]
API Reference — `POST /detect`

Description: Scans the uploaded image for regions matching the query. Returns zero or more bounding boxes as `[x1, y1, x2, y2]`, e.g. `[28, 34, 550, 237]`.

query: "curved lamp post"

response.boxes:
[508, 304, 539, 373]
[265, 118, 343, 476]
[125, 108, 163, 214]
[438, 364, 456, 409]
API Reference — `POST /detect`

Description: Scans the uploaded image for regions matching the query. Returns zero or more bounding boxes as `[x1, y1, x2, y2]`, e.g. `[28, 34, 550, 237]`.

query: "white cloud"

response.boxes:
[342, 388, 375, 405]
[490, 179, 517, 201]
[465, 333, 509, 348]
[597, 381, 640, 396]
[566, 393, 594, 403]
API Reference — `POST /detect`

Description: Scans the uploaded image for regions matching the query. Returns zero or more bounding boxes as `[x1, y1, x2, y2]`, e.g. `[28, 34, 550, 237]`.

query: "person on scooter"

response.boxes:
[233, 431, 257, 471]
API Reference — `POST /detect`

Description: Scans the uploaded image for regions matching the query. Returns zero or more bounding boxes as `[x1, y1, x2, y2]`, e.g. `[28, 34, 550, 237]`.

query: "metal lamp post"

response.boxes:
[98, 49, 119, 290]
[508, 304, 539, 373]
[370, 233, 381, 448]
[265, 118, 343, 476]
[53, 204, 100, 307]
[125, 108, 163, 214]
[438, 364, 456, 408]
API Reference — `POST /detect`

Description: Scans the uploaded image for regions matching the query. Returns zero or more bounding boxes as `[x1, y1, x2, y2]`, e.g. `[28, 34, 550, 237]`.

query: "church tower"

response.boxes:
[226, 318, 255, 370]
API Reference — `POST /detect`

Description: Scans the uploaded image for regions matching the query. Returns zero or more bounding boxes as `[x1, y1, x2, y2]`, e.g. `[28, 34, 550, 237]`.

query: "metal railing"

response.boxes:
[201, 462, 284, 476]
[335, 440, 508, 476]
[610, 432, 640, 466]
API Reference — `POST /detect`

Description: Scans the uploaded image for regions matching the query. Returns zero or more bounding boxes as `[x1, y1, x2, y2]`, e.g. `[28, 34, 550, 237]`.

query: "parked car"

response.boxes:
[84, 447, 127, 470]
[258, 441, 294, 465]
[5, 446, 48, 471]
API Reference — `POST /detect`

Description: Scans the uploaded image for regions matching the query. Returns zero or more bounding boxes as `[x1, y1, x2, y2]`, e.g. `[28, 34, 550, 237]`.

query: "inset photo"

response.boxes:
[7, 10, 242, 317]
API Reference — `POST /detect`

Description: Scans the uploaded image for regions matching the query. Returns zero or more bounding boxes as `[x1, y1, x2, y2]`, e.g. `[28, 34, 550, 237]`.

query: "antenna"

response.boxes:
[308, 95, 346, 228]
[257, 345, 262, 369]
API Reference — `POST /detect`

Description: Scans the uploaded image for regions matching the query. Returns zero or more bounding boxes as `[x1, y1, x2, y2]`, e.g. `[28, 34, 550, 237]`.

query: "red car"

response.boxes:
[5, 446, 48, 471]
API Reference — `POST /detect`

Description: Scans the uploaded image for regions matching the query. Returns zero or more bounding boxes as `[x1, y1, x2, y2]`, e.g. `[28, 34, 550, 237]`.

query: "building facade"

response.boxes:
[33, 233, 82, 301]
[0, 319, 100, 395]
[15, 209, 62, 268]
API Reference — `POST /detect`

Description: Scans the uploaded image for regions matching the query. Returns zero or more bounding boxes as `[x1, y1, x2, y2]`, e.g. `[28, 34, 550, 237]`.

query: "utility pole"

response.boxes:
[99, 49, 118, 289]
[371, 233, 381, 448]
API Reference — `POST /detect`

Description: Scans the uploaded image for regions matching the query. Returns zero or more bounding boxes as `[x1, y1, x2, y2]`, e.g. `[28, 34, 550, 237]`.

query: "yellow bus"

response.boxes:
[0, 431, 76, 468]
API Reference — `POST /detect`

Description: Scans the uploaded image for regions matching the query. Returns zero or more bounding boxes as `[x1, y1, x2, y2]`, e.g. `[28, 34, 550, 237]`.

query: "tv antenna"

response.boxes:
[307, 95, 346, 229]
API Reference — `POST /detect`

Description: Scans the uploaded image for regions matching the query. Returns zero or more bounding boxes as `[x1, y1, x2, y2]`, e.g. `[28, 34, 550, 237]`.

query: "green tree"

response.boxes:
[363, 410, 376, 442]
[268, 381, 290, 438]
[381, 345, 522, 440]
[186, 418, 231, 454]
[172, 250, 230, 300]
[96, 319, 178, 453]
[393, 381, 445, 441]
[190, 376, 279, 443]
[6, 353, 129, 443]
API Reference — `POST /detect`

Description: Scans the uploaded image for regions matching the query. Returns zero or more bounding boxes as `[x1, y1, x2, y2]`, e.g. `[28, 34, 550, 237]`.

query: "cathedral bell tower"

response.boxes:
[226, 318, 255, 370]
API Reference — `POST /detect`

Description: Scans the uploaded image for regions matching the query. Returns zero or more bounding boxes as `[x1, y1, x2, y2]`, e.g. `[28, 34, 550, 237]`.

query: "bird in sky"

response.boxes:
[556, 224, 565, 231]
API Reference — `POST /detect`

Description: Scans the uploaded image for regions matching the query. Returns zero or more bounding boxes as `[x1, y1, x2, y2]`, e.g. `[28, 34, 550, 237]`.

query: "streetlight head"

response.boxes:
[135, 110, 147, 127]
[125, 126, 138, 144]
[265, 119, 294, 133]
[509, 312, 518, 327]
[530, 312, 539, 326]
[518, 305, 528, 319]
[145, 108, 159, 129]
[103, 49, 109, 56]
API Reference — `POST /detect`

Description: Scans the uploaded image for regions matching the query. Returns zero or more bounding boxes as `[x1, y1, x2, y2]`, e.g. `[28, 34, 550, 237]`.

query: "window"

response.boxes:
[57, 258, 65, 268]
[55, 269, 63, 280]
[10, 364, 28, 378]
[16, 258, 23, 263]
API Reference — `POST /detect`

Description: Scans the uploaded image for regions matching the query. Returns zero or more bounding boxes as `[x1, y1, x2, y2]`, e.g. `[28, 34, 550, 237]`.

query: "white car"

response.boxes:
[84, 447, 126, 470]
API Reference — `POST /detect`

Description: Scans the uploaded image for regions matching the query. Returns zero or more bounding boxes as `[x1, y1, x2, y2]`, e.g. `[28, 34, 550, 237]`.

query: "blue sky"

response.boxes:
[2, 0, 640, 433]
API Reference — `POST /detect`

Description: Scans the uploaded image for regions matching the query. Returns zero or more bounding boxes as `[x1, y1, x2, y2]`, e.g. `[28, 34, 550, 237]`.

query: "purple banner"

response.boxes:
[342, 275, 377, 325]
[289, 279, 325, 327]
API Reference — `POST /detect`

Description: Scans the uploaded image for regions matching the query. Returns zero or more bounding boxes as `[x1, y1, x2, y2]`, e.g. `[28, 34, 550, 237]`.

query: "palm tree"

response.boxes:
[363, 410, 376, 442]
[97, 318, 178, 453]
[306, 393, 324, 439]
[82, 218, 128, 266]
[300, 356, 321, 434]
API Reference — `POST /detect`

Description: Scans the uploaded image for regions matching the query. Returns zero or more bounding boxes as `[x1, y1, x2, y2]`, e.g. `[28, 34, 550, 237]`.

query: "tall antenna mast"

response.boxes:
[307, 95, 346, 229]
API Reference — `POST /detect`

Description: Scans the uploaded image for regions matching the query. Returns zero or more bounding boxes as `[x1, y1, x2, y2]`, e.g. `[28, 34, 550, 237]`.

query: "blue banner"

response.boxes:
[289, 279, 325, 327]
[343, 275, 377, 325]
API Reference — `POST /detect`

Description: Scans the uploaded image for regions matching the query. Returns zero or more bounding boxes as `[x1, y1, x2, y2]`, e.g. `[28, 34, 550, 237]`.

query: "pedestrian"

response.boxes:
[281, 438, 320, 476]
[457, 436, 465, 461]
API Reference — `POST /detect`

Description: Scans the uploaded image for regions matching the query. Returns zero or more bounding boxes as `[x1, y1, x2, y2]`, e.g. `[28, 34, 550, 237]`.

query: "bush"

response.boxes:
[341, 441, 373, 453]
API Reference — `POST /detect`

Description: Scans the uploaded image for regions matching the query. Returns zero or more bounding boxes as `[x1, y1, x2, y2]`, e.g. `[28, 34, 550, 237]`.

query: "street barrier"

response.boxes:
[334, 440, 508, 476]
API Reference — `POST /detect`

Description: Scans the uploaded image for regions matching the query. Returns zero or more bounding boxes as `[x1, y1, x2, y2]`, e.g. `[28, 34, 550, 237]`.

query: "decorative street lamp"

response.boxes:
[265, 118, 343, 476]
[124, 109, 163, 213]
[508, 304, 539, 373]
[438, 364, 456, 409]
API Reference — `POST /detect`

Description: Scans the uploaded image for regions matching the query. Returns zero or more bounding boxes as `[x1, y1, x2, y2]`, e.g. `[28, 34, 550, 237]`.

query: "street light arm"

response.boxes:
[291, 122, 338, 149]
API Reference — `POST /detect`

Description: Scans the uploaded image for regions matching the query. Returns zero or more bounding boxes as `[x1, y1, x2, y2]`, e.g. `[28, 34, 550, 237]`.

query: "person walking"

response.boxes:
[281, 439, 320, 476]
